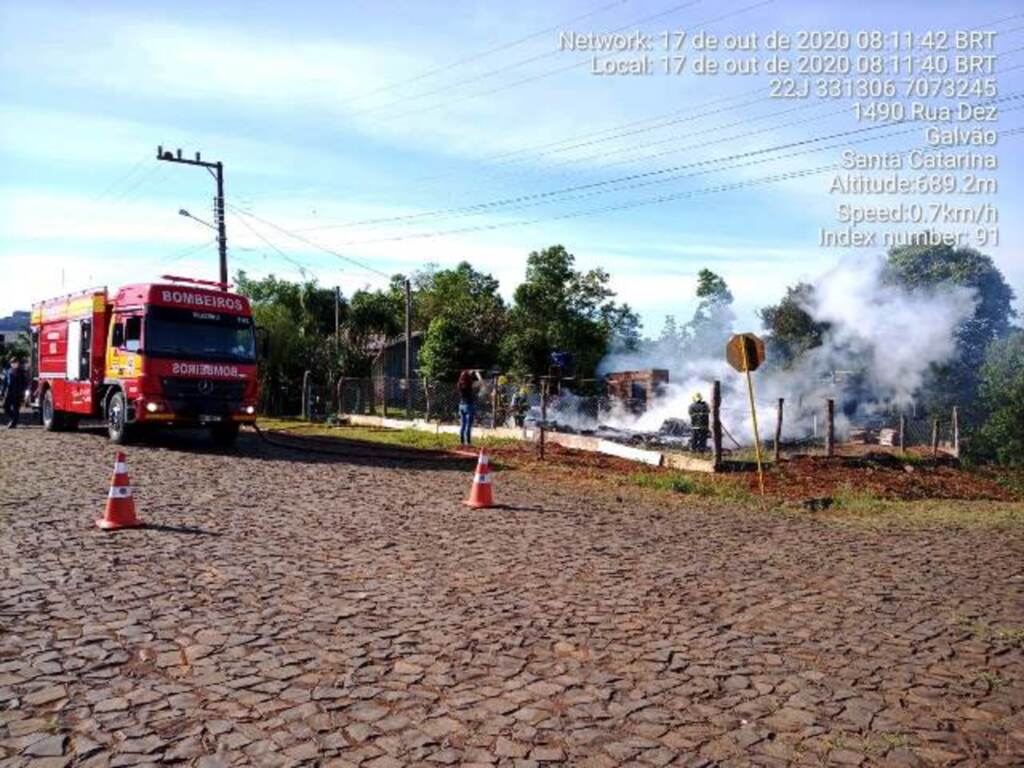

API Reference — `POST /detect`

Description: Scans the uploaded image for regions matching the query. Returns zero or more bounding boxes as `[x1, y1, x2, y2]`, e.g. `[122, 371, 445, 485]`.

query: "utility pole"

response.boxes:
[157, 146, 228, 288]
[334, 286, 341, 345]
[404, 278, 412, 417]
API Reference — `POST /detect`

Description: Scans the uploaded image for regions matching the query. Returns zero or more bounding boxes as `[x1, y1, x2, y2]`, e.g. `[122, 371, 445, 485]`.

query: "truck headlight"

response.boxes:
[244, 405, 255, 415]
[145, 401, 162, 413]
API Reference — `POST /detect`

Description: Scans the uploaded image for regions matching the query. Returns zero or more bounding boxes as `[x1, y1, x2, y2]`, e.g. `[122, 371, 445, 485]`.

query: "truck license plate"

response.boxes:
[199, 415, 222, 423]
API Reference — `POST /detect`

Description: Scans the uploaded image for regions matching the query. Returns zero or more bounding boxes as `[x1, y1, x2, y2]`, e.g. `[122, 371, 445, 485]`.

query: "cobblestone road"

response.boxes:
[1, 427, 1022, 767]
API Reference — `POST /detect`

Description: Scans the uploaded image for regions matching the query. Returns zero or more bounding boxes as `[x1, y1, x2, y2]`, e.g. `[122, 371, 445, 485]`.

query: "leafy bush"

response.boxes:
[969, 331, 1024, 466]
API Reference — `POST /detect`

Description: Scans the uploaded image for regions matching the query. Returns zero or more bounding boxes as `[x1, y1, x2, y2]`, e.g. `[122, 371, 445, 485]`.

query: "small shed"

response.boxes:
[371, 332, 424, 380]
[605, 369, 669, 410]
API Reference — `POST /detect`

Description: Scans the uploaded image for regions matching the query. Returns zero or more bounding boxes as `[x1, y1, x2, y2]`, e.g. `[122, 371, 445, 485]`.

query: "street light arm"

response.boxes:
[179, 208, 216, 230]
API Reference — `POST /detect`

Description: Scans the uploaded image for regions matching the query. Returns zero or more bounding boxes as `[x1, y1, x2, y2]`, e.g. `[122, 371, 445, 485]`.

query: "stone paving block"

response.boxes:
[0, 429, 1021, 768]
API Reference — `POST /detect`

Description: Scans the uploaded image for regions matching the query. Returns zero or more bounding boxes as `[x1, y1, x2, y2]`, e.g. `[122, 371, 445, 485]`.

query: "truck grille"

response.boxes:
[160, 377, 245, 416]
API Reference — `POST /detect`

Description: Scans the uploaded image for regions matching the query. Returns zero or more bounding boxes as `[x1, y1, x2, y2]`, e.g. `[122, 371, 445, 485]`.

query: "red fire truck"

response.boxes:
[30, 276, 259, 445]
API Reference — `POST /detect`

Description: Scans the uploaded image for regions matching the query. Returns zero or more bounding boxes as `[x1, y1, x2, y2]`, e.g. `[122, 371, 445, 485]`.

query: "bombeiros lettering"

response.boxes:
[171, 361, 242, 378]
[160, 290, 244, 312]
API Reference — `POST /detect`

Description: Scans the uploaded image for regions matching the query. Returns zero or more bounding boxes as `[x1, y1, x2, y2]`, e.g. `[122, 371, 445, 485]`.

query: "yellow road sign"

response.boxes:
[726, 332, 767, 497]
[726, 333, 765, 373]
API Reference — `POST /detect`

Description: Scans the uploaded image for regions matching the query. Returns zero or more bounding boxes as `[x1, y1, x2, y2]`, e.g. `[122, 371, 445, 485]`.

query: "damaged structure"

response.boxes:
[604, 369, 669, 413]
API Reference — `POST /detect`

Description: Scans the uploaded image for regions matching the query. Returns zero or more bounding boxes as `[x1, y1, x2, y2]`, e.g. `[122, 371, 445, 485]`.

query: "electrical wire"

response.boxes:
[89, 154, 152, 202]
[341, 0, 630, 106]
[345, 0, 706, 120]
[250, 120, 1024, 251]
[164, 239, 218, 264]
[366, 0, 773, 124]
[298, 90, 1022, 234]
[228, 210, 325, 281]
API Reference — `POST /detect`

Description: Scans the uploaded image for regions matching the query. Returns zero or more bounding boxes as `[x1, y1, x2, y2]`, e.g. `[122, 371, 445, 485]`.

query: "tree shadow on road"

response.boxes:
[139, 523, 222, 536]
[113, 428, 478, 473]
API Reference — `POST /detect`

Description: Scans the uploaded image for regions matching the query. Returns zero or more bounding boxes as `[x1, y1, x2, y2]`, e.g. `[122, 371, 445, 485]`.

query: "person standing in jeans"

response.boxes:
[457, 369, 481, 445]
[3, 358, 28, 429]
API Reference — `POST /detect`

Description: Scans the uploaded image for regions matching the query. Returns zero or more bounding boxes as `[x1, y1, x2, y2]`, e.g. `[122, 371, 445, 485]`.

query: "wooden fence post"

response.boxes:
[711, 380, 722, 468]
[381, 377, 388, 418]
[491, 376, 498, 429]
[301, 370, 311, 420]
[931, 417, 939, 456]
[539, 379, 548, 460]
[952, 406, 960, 458]
[899, 413, 906, 454]
[825, 398, 835, 458]
[774, 397, 784, 462]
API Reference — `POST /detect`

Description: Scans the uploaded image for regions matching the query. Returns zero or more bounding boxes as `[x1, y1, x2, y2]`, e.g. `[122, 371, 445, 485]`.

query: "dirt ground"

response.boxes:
[742, 453, 1018, 503]
[1, 426, 1022, 767]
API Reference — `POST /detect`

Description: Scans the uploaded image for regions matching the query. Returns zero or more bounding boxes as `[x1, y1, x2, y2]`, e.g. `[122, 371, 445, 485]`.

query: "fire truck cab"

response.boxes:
[30, 276, 259, 445]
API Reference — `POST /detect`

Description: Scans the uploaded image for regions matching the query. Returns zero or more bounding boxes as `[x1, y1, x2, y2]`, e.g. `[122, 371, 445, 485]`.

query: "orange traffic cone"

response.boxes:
[463, 449, 495, 509]
[96, 452, 143, 530]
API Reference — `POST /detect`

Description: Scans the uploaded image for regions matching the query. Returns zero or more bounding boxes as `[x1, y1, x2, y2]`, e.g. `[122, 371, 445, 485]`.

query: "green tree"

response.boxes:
[418, 316, 463, 382]
[758, 282, 830, 368]
[883, 242, 1016, 416]
[501, 245, 639, 378]
[681, 268, 735, 358]
[235, 271, 340, 412]
[412, 262, 506, 378]
[969, 331, 1024, 465]
[0, 336, 30, 364]
[347, 288, 403, 349]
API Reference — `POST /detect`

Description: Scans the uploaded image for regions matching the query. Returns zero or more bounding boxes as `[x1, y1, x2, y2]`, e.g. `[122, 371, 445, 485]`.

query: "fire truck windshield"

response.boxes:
[144, 306, 256, 363]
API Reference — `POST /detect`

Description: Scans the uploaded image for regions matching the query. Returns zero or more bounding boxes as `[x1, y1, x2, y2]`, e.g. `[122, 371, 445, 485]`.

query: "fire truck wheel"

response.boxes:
[210, 422, 240, 447]
[107, 391, 132, 445]
[41, 388, 64, 432]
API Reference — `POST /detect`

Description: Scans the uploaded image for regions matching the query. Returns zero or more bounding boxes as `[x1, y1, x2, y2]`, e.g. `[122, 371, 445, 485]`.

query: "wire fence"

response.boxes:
[293, 374, 960, 458]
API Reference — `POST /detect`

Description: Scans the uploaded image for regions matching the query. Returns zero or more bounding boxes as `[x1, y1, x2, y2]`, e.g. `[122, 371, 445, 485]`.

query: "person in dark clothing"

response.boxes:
[457, 369, 481, 445]
[688, 391, 710, 452]
[3, 358, 28, 429]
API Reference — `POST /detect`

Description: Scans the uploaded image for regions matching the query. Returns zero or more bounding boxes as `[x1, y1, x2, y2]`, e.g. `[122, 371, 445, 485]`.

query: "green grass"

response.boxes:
[991, 467, 1024, 499]
[879, 733, 909, 750]
[630, 470, 754, 502]
[951, 615, 1024, 648]
[831, 483, 894, 515]
[978, 671, 1011, 690]
[726, 447, 775, 466]
[257, 418, 518, 452]
[809, 482, 1024, 528]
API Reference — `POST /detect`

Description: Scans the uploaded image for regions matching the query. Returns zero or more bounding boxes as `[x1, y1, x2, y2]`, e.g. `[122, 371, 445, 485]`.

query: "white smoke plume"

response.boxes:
[592, 255, 977, 444]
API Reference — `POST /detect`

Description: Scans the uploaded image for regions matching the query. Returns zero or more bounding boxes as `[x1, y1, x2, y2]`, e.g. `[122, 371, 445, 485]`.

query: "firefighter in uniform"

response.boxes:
[688, 392, 710, 452]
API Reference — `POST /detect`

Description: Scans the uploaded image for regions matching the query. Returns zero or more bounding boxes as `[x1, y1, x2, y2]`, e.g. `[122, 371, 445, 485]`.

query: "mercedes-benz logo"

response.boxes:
[197, 379, 214, 395]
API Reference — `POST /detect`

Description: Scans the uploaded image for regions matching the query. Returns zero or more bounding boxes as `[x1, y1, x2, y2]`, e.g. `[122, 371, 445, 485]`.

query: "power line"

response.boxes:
[345, 125, 926, 227]
[219, 122, 1023, 280]
[233, 12, 1024, 209]
[400, 22, 1024, 187]
[367, 0, 773, 124]
[236, 165, 835, 255]
[342, 0, 629, 106]
[90, 154, 152, 202]
[301, 91, 1023, 234]
[304, 122, 1024, 248]
[292, 11, 1024, 205]
[227, 205, 392, 280]
[164, 239, 218, 264]
[104, 165, 166, 205]
[228, 209, 325, 281]
[303, 101, 845, 232]
[393, 13, 1024, 184]
[345, 0, 705, 120]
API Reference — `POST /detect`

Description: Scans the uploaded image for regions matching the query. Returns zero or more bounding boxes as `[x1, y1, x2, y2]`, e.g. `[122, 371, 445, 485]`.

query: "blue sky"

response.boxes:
[1, 0, 1021, 333]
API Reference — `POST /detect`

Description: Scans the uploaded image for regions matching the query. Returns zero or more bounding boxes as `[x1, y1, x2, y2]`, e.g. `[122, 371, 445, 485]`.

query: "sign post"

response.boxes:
[726, 333, 766, 497]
